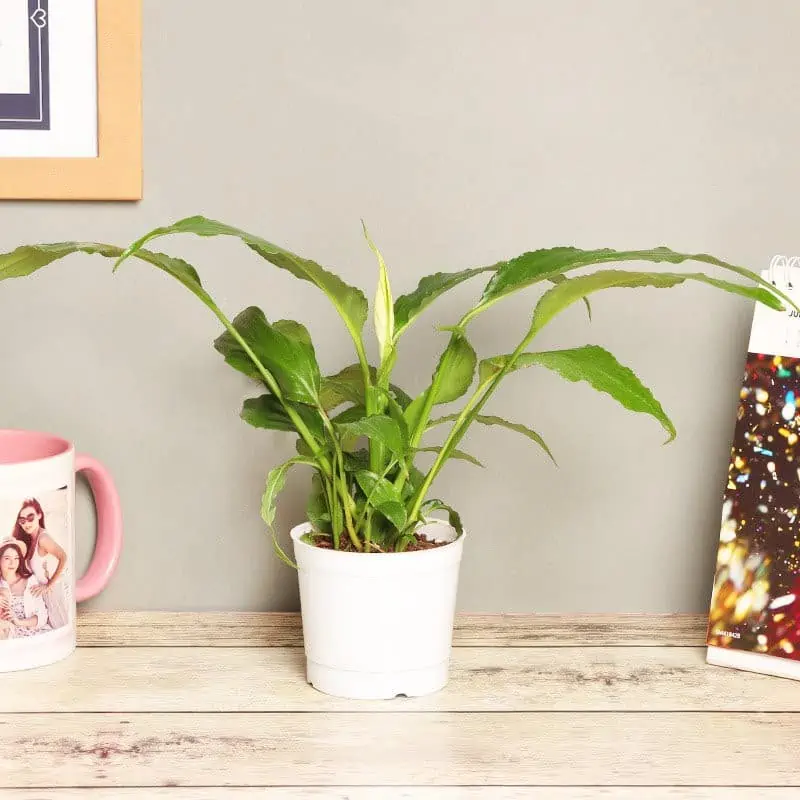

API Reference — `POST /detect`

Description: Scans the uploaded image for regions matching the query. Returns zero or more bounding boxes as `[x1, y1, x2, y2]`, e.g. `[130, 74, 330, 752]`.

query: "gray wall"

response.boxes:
[0, 0, 797, 612]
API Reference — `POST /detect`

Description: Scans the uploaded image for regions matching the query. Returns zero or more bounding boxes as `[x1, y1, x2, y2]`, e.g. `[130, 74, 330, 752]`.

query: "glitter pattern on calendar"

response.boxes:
[707, 352, 800, 659]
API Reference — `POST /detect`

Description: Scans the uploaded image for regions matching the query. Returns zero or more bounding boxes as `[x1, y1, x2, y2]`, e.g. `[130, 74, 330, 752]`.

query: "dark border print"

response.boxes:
[0, 0, 50, 130]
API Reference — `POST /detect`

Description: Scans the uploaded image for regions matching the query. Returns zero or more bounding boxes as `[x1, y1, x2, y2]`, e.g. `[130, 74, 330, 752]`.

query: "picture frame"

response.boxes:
[0, 0, 142, 201]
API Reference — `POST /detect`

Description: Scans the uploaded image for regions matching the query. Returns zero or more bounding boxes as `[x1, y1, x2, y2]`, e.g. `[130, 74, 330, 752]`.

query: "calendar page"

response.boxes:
[707, 268, 800, 678]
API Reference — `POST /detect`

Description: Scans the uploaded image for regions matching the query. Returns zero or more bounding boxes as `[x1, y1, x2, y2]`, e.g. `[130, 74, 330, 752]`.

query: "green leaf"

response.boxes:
[261, 455, 316, 568]
[331, 405, 367, 425]
[462, 246, 792, 324]
[295, 437, 328, 462]
[403, 392, 429, 434]
[377, 387, 410, 446]
[393, 266, 496, 337]
[241, 394, 294, 431]
[319, 364, 365, 409]
[373, 501, 407, 532]
[343, 449, 371, 472]
[529, 270, 784, 337]
[116, 215, 369, 344]
[401, 330, 477, 448]
[336, 414, 407, 459]
[0, 241, 210, 304]
[428, 413, 556, 465]
[549, 274, 591, 321]
[362, 221, 395, 365]
[0, 242, 121, 279]
[432, 330, 477, 405]
[262, 456, 315, 527]
[0, 242, 332, 445]
[214, 307, 321, 405]
[419, 498, 463, 536]
[414, 447, 484, 468]
[354, 470, 407, 530]
[386, 383, 413, 410]
[482, 345, 676, 443]
[403, 464, 427, 500]
[241, 394, 325, 440]
[273, 319, 314, 347]
[320, 364, 412, 411]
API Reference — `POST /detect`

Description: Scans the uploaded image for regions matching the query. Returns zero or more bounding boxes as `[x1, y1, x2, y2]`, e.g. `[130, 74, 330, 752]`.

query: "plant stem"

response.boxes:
[324, 477, 340, 550]
[317, 402, 362, 550]
[407, 329, 535, 524]
[393, 332, 460, 497]
[354, 341, 386, 479]
[364, 508, 373, 550]
[335, 446, 362, 550]
[406, 388, 485, 522]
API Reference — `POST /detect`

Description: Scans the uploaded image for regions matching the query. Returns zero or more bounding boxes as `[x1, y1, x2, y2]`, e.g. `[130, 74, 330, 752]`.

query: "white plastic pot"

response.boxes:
[290, 520, 466, 700]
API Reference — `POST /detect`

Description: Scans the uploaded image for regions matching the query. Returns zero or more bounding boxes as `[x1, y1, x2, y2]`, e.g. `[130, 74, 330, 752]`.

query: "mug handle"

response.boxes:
[74, 454, 123, 603]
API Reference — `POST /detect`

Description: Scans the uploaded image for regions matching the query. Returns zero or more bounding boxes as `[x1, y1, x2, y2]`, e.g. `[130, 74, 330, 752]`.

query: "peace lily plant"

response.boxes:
[0, 217, 793, 698]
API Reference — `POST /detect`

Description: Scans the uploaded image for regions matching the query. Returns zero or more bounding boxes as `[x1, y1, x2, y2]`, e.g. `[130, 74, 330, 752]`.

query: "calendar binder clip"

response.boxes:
[786, 256, 800, 289]
[769, 254, 789, 287]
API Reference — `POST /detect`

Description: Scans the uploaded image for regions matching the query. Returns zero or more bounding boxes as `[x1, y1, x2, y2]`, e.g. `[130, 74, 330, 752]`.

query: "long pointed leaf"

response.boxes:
[431, 330, 477, 404]
[462, 247, 792, 324]
[482, 344, 676, 443]
[336, 414, 407, 459]
[394, 266, 495, 337]
[241, 394, 325, 440]
[549, 274, 591, 321]
[403, 392, 430, 435]
[419, 499, 463, 536]
[0, 242, 209, 302]
[241, 394, 294, 431]
[414, 446, 484, 468]
[429, 413, 556, 465]
[261, 455, 317, 568]
[0, 242, 304, 400]
[320, 363, 412, 411]
[354, 470, 407, 530]
[403, 330, 477, 446]
[115, 215, 369, 344]
[214, 307, 321, 405]
[529, 269, 784, 336]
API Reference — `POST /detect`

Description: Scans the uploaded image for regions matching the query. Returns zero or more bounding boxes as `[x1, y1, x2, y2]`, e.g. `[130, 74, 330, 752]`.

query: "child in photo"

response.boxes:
[0, 538, 49, 637]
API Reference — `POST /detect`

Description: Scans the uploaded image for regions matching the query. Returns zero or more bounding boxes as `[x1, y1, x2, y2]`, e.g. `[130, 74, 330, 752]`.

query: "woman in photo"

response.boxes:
[0, 538, 49, 637]
[12, 498, 69, 629]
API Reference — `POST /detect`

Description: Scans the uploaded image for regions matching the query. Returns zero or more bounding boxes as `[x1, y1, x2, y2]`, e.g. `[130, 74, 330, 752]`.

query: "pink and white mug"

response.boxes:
[0, 429, 122, 672]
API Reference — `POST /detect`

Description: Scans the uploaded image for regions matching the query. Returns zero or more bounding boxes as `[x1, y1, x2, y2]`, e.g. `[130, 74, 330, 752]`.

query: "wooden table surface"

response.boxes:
[1, 612, 799, 797]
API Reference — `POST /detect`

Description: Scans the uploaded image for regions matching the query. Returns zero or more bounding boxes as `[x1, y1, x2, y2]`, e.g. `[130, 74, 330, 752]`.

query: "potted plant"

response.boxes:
[0, 218, 792, 699]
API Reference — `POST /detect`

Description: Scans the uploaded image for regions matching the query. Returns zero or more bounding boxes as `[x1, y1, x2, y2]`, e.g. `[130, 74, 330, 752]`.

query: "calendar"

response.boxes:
[707, 256, 800, 680]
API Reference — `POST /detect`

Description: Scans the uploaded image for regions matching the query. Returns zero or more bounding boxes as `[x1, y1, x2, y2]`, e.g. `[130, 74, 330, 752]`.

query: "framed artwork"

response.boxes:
[0, 0, 141, 200]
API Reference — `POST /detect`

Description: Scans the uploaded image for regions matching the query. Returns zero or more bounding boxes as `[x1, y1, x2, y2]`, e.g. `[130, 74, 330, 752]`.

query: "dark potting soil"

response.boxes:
[308, 531, 449, 552]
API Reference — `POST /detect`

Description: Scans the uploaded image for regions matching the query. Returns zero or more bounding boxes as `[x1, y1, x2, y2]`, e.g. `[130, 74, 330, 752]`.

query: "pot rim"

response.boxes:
[289, 519, 466, 556]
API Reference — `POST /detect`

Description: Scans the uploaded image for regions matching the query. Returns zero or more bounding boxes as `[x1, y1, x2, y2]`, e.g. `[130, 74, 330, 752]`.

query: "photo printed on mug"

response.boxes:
[0, 487, 72, 641]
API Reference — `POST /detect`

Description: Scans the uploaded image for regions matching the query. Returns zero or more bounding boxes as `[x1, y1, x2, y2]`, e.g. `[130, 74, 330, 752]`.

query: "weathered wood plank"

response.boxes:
[0, 712, 796, 788]
[76, 611, 707, 647]
[3, 645, 796, 713]
[3, 791, 799, 799]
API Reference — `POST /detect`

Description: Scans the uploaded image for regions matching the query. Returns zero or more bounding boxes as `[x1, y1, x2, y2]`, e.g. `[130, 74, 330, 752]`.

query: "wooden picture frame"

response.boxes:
[0, 0, 142, 201]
